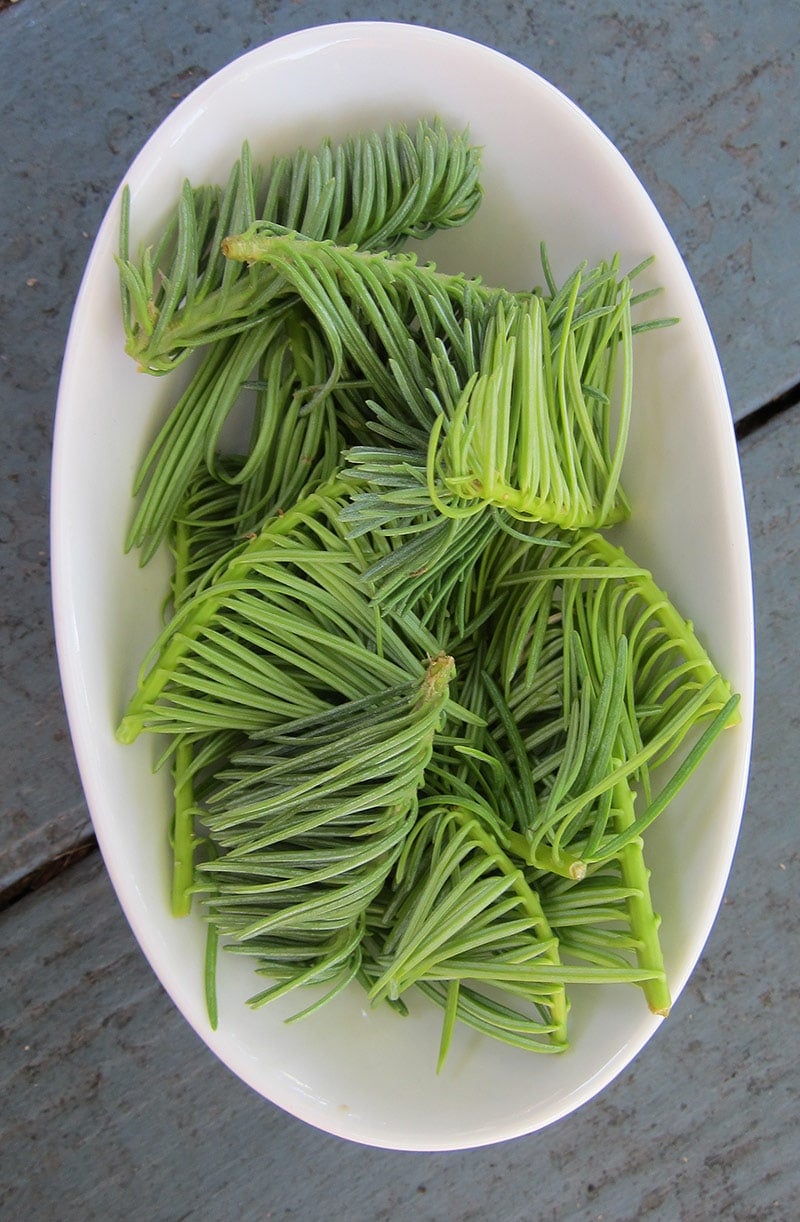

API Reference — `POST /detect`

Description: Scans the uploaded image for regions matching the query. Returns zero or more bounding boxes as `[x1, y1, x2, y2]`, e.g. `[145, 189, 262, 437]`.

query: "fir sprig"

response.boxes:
[116, 481, 440, 745]
[223, 229, 656, 601]
[118, 119, 484, 374]
[113, 119, 738, 1062]
[194, 657, 455, 1016]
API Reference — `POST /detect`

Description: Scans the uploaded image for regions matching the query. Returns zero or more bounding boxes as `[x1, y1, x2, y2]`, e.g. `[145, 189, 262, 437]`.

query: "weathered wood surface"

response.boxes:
[1, 407, 798, 1219]
[1, 0, 798, 894]
[1, 0, 799, 1214]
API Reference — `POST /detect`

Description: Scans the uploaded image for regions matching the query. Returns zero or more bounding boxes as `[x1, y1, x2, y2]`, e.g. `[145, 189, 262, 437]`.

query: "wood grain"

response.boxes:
[1, 2, 798, 1213]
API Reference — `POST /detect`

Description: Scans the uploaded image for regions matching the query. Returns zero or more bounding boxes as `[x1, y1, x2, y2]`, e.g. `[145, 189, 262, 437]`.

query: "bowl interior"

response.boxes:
[52, 22, 754, 1151]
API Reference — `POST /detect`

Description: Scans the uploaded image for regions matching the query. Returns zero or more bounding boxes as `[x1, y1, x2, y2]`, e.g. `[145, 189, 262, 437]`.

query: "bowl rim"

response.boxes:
[51, 20, 755, 1151]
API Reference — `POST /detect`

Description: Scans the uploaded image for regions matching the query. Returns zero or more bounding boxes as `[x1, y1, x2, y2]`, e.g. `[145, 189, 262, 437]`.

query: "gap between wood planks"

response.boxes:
[0, 835, 98, 912]
[735, 380, 800, 442]
[1, 382, 798, 917]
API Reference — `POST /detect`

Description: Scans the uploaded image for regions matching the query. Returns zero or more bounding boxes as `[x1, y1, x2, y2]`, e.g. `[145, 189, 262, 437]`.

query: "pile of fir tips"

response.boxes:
[115, 119, 738, 1067]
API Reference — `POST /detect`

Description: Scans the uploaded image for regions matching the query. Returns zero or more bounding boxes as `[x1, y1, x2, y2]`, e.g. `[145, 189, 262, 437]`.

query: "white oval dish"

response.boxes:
[52, 22, 754, 1151]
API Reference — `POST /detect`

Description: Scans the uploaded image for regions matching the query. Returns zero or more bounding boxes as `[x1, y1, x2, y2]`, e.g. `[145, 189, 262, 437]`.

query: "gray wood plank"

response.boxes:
[1, 0, 798, 922]
[0, 406, 797, 1220]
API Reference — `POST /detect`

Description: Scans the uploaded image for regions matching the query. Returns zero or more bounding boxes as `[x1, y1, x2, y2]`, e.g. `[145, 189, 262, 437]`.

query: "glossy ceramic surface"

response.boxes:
[52, 22, 754, 1150]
